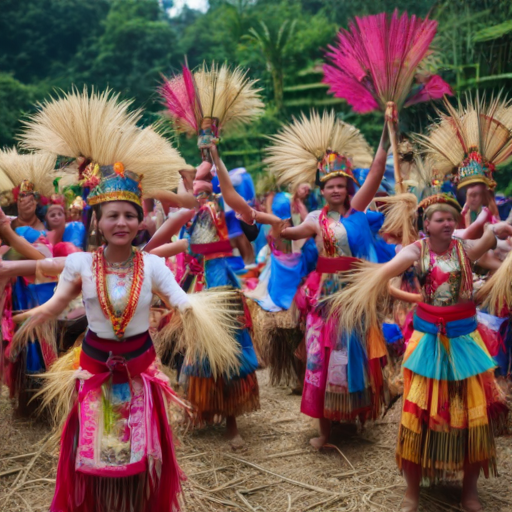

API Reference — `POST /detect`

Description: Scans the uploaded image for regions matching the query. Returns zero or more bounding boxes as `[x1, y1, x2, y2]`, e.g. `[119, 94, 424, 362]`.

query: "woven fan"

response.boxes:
[0, 148, 57, 198]
[323, 9, 453, 192]
[415, 94, 512, 181]
[20, 87, 192, 194]
[263, 110, 373, 187]
[161, 62, 264, 159]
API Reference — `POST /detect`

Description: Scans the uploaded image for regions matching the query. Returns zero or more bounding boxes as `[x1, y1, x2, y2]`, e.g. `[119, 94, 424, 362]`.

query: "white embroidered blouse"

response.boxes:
[60, 252, 190, 340]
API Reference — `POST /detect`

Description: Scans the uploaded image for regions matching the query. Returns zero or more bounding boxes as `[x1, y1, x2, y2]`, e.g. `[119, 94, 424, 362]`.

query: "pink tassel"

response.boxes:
[323, 9, 451, 112]
[160, 65, 201, 134]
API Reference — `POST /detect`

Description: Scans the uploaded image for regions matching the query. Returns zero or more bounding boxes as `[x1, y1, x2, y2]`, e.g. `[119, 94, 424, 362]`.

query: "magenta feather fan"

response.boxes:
[160, 65, 202, 135]
[323, 10, 453, 114]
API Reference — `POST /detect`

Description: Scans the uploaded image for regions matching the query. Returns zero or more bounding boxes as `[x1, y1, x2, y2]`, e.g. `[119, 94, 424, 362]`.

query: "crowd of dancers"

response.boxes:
[2, 10, 512, 512]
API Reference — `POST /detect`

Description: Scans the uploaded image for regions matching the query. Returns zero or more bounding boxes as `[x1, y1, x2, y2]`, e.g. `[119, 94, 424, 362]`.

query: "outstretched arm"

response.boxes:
[150, 239, 189, 258]
[149, 190, 198, 212]
[0, 208, 45, 260]
[209, 144, 254, 224]
[281, 221, 317, 241]
[351, 105, 394, 212]
[466, 222, 512, 262]
[145, 209, 196, 252]
[13, 276, 81, 323]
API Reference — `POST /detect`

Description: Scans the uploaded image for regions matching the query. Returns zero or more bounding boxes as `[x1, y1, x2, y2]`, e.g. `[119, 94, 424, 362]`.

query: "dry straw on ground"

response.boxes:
[1, 369, 512, 511]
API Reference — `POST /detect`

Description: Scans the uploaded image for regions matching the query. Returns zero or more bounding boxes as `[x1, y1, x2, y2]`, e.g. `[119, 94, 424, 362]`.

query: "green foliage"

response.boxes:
[0, 74, 40, 148]
[0, 0, 511, 185]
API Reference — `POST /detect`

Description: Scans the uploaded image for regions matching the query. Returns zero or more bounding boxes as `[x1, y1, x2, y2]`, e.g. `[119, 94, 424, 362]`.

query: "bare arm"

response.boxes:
[149, 190, 198, 211]
[0, 210, 45, 260]
[476, 251, 503, 272]
[454, 207, 491, 240]
[150, 239, 189, 258]
[465, 223, 512, 262]
[350, 107, 394, 212]
[281, 221, 317, 241]
[209, 144, 254, 224]
[144, 209, 195, 252]
[378, 243, 420, 282]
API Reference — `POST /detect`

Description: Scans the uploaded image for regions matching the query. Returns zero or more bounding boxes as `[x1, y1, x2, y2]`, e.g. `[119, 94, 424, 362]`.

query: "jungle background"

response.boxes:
[1, 0, 512, 190]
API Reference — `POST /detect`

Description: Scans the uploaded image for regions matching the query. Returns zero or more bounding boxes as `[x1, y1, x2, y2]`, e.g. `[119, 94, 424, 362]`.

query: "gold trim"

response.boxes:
[319, 170, 360, 187]
[87, 191, 141, 207]
[457, 176, 496, 190]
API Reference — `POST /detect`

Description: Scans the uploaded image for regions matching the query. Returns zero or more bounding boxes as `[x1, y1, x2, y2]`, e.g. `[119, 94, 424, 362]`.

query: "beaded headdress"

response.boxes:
[454, 148, 496, 190]
[70, 195, 86, 211]
[85, 162, 142, 207]
[0, 148, 57, 200]
[416, 94, 512, 190]
[318, 150, 359, 185]
[417, 192, 461, 213]
[19, 179, 36, 196]
[264, 110, 372, 189]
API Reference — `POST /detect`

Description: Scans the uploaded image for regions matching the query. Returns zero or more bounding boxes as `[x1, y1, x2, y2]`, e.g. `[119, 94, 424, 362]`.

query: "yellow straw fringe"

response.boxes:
[155, 287, 243, 380]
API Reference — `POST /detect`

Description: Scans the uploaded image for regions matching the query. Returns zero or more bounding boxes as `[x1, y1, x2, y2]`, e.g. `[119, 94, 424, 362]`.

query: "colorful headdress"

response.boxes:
[70, 195, 86, 211]
[416, 94, 512, 190]
[20, 87, 192, 205]
[86, 163, 142, 207]
[417, 192, 461, 213]
[19, 179, 36, 196]
[323, 9, 452, 114]
[263, 110, 372, 188]
[0, 148, 57, 199]
[160, 62, 264, 138]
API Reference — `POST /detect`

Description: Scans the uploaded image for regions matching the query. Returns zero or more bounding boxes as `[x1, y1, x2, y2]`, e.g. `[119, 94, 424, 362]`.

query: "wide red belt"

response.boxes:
[316, 255, 360, 274]
[80, 330, 155, 384]
[416, 302, 476, 324]
[190, 240, 233, 257]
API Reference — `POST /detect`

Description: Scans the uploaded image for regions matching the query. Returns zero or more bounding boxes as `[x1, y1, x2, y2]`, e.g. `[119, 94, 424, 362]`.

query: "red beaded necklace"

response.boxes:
[92, 246, 144, 339]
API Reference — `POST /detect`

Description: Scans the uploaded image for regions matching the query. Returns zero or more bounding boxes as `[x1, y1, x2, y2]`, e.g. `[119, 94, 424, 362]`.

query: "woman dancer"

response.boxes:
[264, 107, 393, 448]
[328, 192, 511, 512]
[13, 88, 242, 512]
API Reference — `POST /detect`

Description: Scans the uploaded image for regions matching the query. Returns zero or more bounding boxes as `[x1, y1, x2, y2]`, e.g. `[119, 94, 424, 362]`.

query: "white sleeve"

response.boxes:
[148, 254, 191, 310]
[59, 252, 83, 282]
[304, 210, 320, 225]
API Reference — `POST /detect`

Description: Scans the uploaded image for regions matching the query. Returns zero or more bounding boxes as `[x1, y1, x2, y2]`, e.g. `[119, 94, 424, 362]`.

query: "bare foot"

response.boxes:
[400, 496, 418, 512]
[309, 435, 328, 450]
[461, 495, 483, 512]
[228, 433, 245, 450]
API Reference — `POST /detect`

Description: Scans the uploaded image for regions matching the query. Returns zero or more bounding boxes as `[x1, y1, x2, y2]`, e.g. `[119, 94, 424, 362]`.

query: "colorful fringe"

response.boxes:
[184, 372, 260, 423]
[396, 304, 508, 483]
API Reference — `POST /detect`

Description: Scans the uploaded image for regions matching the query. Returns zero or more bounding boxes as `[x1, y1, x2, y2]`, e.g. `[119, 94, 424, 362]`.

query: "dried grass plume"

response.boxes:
[264, 110, 373, 188]
[20, 87, 191, 193]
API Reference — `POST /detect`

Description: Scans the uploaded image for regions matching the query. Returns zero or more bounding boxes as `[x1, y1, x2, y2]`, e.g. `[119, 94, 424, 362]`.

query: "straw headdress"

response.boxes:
[0, 148, 57, 197]
[415, 94, 512, 189]
[20, 87, 192, 195]
[263, 110, 373, 188]
[161, 62, 264, 136]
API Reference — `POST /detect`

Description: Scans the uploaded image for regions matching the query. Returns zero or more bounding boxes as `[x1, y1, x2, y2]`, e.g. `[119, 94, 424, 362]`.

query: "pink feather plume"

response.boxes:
[323, 10, 452, 113]
[160, 65, 202, 134]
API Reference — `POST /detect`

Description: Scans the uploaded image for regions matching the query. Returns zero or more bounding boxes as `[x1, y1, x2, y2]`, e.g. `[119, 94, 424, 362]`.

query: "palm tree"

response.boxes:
[246, 19, 296, 111]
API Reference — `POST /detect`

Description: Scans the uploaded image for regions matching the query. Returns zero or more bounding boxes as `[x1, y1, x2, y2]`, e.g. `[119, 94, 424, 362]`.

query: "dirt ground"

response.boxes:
[1, 369, 512, 512]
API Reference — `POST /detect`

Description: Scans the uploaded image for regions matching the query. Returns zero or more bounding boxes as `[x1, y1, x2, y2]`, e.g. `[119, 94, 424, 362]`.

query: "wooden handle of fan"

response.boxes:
[385, 102, 403, 194]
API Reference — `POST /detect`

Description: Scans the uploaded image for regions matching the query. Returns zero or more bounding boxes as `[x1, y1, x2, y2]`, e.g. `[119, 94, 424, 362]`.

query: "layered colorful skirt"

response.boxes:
[300, 256, 389, 422]
[396, 302, 508, 482]
[51, 330, 185, 512]
[178, 242, 260, 422]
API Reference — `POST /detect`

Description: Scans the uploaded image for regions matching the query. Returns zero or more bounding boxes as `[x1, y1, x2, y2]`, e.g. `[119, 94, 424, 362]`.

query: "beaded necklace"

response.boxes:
[92, 246, 144, 339]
